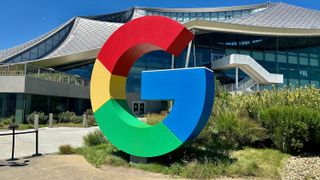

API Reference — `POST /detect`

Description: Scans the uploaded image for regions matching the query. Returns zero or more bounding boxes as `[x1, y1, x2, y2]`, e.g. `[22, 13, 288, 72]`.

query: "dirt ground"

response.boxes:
[0, 155, 180, 180]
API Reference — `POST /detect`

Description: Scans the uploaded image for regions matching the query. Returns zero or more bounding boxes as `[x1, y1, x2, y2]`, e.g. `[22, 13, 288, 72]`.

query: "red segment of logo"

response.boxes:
[97, 16, 194, 77]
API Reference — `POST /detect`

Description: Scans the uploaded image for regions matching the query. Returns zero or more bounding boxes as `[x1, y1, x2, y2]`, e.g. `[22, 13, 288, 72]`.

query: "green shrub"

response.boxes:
[145, 113, 166, 125]
[27, 112, 48, 124]
[198, 111, 268, 153]
[1, 116, 14, 125]
[59, 144, 75, 154]
[260, 106, 320, 153]
[83, 130, 107, 147]
[86, 109, 96, 126]
[58, 111, 82, 123]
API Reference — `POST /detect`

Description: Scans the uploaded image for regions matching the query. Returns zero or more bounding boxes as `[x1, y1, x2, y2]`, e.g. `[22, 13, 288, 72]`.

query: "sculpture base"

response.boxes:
[129, 155, 148, 164]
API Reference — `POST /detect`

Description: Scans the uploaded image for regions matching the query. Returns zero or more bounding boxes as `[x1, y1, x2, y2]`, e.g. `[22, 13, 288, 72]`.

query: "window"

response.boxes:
[288, 53, 298, 64]
[190, 13, 196, 20]
[242, 10, 250, 16]
[310, 58, 319, 66]
[300, 79, 309, 86]
[211, 12, 218, 20]
[299, 56, 309, 65]
[311, 80, 320, 87]
[225, 11, 234, 19]
[218, 12, 225, 20]
[252, 51, 263, 60]
[234, 11, 241, 18]
[196, 12, 203, 19]
[177, 13, 183, 22]
[204, 13, 210, 20]
[239, 50, 251, 56]
[277, 52, 287, 63]
[183, 13, 190, 21]
[265, 51, 276, 62]
[225, 49, 238, 55]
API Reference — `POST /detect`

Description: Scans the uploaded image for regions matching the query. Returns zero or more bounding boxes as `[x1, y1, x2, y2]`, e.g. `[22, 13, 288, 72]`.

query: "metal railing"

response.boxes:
[0, 63, 89, 87]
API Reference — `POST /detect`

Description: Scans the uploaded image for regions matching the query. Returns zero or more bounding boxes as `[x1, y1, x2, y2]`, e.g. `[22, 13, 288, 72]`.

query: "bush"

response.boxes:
[145, 113, 166, 125]
[27, 112, 48, 124]
[59, 144, 75, 154]
[83, 130, 107, 147]
[58, 111, 82, 123]
[1, 116, 14, 125]
[260, 106, 320, 153]
[86, 109, 96, 126]
[197, 111, 268, 153]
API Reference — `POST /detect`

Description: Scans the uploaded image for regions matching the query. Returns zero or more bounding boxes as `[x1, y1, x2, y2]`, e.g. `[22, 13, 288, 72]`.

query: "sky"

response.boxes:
[0, 0, 319, 50]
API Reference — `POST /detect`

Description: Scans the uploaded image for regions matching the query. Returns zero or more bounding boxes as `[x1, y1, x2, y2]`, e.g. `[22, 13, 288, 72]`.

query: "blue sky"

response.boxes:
[0, 0, 319, 50]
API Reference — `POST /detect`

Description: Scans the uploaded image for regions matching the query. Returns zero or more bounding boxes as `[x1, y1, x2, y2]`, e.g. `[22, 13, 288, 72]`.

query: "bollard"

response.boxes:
[34, 114, 39, 130]
[32, 114, 42, 157]
[82, 114, 87, 127]
[49, 113, 53, 128]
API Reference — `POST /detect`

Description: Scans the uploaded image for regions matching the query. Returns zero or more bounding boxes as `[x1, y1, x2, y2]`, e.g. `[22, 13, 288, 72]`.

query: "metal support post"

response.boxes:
[185, 41, 192, 68]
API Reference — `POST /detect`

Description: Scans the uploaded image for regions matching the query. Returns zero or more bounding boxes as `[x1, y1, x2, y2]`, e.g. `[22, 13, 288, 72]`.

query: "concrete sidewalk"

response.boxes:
[0, 127, 98, 160]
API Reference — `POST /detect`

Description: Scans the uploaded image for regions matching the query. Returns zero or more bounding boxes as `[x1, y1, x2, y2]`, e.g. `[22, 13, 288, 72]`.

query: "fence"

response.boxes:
[0, 63, 89, 87]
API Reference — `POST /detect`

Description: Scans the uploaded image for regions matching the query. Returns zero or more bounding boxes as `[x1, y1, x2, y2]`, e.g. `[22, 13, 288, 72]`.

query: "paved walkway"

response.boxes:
[0, 155, 175, 180]
[0, 127, 98, 160]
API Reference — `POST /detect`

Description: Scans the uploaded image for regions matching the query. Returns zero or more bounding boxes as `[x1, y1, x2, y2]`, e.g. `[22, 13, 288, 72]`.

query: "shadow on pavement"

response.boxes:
[0, 158, 31, 167]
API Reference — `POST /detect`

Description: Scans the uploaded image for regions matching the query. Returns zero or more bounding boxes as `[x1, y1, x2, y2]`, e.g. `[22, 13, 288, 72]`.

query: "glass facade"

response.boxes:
[144, 7, 267, 23]
[195, 32, 320, 88]
[4, 22, 73, 64]
[0, 93, 90, 123]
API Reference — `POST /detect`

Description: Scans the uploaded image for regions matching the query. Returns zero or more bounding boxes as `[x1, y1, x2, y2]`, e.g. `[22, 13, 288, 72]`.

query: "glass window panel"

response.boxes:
[310, 54, 318, 58]
[177, 13, 183, 22]
[252, 51, 263, 60]
[277, 52, 287, 63]
[234, 11, 241, 18]
[218, 12, 225, 20]
[289, 79, 299, 87]
[225, 11, 233, 19]
[310, 58, 319, 66]
[311, 80, 320, 87]
[183, 13, 190, 21]
[265, 51, 275, 62]
[242, 10, 249, 16]
[225, 49, 238, 55]
[22, 51, 30, 61]
[299, 56, 309, 65]
[204, 13, 210, 20]
[239, 50, 251, 55]
[60, 29, 66, 38]
[300, 79, 309, 86]
[45, 39, 53, 51]
[211, 12, 218, 20]
[11, 56, 22, 63]
[196, 12, 203, 19]
[288, 55, 298, 64]
[190, 13, 196, 20]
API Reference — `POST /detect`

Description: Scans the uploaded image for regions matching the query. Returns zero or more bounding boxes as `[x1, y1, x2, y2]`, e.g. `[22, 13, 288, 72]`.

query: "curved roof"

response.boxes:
[45, 17, 122, 59]
[226, 3, 320, 29]
[1, 2, 320, 66]
[0, 18, 75, 61]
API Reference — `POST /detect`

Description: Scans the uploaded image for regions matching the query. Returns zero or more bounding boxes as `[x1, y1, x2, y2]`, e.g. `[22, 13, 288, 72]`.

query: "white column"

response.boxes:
[185, 41, 192, 68]
[171, 55, 175, 69]
[193, 40, 196, 67]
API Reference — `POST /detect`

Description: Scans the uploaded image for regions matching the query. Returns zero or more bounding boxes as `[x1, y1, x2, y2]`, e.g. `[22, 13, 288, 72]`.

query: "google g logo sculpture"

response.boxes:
[90, 16, 214, 157]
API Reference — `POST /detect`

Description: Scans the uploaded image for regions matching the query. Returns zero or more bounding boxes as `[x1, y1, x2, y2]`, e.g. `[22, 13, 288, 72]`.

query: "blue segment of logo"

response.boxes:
[141, 67, 215, 142]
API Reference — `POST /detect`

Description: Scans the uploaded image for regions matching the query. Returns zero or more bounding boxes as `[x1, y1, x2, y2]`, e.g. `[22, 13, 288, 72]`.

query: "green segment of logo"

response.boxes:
[94, 98, 183, 157]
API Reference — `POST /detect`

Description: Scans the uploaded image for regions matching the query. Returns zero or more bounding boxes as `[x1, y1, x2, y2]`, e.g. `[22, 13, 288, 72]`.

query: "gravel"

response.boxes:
[282, 156, 320, 180]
